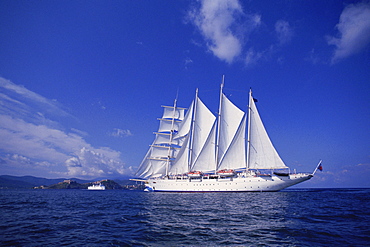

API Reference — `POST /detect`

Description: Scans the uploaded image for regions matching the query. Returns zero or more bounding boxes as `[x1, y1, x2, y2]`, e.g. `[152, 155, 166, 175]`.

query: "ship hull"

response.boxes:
[146, 173, 312, 192]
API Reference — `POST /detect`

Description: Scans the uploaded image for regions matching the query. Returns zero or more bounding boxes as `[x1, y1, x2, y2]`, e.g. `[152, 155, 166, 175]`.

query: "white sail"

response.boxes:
[217, 93, 245, 169]
[162, 106, 185, 120]
[158, 119, 181, 133]
[168, 100, 195, 175]
[218, 114, 247, 170]
[136, 134, 171, 178]
[173, 101, 194, 145]
[191, 121, 217, 172]
[190, 97, 216, 169]
[135, 148, 153, 178]
[169, 94, 216, 174]
[247, 93, 288, 169]
[135, 102, 186, 178]
[169, 134, 190, 175]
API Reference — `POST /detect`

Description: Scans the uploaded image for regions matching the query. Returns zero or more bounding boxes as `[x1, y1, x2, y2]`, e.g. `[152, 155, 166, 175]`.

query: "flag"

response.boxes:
[253, 98, 258, 102]
[318, 163, 323, 171]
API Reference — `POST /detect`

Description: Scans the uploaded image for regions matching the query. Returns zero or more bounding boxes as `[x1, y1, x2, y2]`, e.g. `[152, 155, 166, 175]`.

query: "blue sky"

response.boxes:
[0, 0, 369, 188]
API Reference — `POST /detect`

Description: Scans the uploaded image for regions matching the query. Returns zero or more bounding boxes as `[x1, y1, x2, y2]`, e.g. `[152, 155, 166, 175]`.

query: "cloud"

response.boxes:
[0, 77, 130, 178]
[0, 78, 70, 131]
[305, 48, 321, 65]
[187, 0, 261, 63]
[0, 154, 57, 177]
[65, 147, 128, 177]
[245, 48, 264, 66]
[92, 99, 106, 110]
[109, 128, 133, 138]
[0, 78, 69, 120]
[184, 57, 193, 68]
[275, 20, 293, 45]
[0, 115, 72, 163]
[71, 128, 88, 137]
[187, 1, 299, 67]
[308, 162, 370, 188]
[357, 163, 370, 167]
[327, 1, 370, 63]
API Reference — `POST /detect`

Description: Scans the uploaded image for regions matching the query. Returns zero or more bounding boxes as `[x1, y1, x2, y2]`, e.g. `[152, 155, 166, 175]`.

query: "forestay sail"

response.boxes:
[247, 92, 288, 170]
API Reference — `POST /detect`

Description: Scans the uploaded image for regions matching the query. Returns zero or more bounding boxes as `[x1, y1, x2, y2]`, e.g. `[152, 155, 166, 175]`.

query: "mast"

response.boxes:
[215, 76, 225, 172]
[165, 97, 178, 176]
[188, 88, 199, 172]
[246, 88, 252, 170]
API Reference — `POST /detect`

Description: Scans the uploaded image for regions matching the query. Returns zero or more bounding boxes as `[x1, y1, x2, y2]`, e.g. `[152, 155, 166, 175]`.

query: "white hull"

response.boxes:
[146, 173, 313, 192]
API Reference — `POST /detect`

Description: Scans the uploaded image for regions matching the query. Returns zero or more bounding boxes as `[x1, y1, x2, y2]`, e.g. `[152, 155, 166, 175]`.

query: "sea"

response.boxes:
[0, 189, 369, 246]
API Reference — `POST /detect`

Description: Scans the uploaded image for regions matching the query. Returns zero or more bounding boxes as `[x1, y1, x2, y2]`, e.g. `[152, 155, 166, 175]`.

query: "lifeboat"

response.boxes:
[217, 169, 235, 177]
[187, 171, 203, 178]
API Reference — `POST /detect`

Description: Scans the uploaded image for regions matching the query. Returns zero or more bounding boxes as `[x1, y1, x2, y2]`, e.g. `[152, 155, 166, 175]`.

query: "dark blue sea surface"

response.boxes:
[1, 189, 369, 246]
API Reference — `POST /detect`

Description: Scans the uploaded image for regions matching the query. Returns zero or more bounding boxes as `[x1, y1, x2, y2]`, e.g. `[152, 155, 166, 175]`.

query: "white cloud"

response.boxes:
[0, 154, 57, 177]
[188, 0, 261, 63]
[109, 128, 133, 138]
[184, 57, 193, 70]
[71, 128, 88, 137]
[305, 48, 321, 65]
[327, 1, 370, 63]
[243, 20, 292, 67]
[0, 77, 131, 178]
[65, 147, 128, 178]
[357, 163, 370, 167]
[245, 48, 264, 66]
[0, 114, 89, 163]
[0, 78, 69, 119]
[275, 20, 293, 45]
[187, 1, 300, 67]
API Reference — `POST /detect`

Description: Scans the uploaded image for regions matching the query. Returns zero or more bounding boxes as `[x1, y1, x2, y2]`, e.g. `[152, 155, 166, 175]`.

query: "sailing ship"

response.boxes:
[134, 82, 320, 192]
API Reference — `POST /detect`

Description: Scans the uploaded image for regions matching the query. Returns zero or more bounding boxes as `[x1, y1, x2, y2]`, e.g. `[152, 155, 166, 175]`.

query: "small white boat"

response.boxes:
[88, 183, 105, 190]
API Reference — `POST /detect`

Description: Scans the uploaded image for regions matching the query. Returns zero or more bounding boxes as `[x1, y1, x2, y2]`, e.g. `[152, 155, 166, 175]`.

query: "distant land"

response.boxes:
[0, 175, 144, 190]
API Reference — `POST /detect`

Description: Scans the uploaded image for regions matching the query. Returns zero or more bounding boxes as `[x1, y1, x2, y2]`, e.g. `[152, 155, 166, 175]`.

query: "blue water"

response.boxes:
[1, 189, 369, 246]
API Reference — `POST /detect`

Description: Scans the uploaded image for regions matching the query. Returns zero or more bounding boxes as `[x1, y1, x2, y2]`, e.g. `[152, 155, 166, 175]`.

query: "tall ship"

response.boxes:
[134, 82, 321, 192]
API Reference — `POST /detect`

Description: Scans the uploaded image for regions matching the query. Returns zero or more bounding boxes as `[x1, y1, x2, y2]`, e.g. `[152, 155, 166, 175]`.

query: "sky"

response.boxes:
[0, 0, 369, 188]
